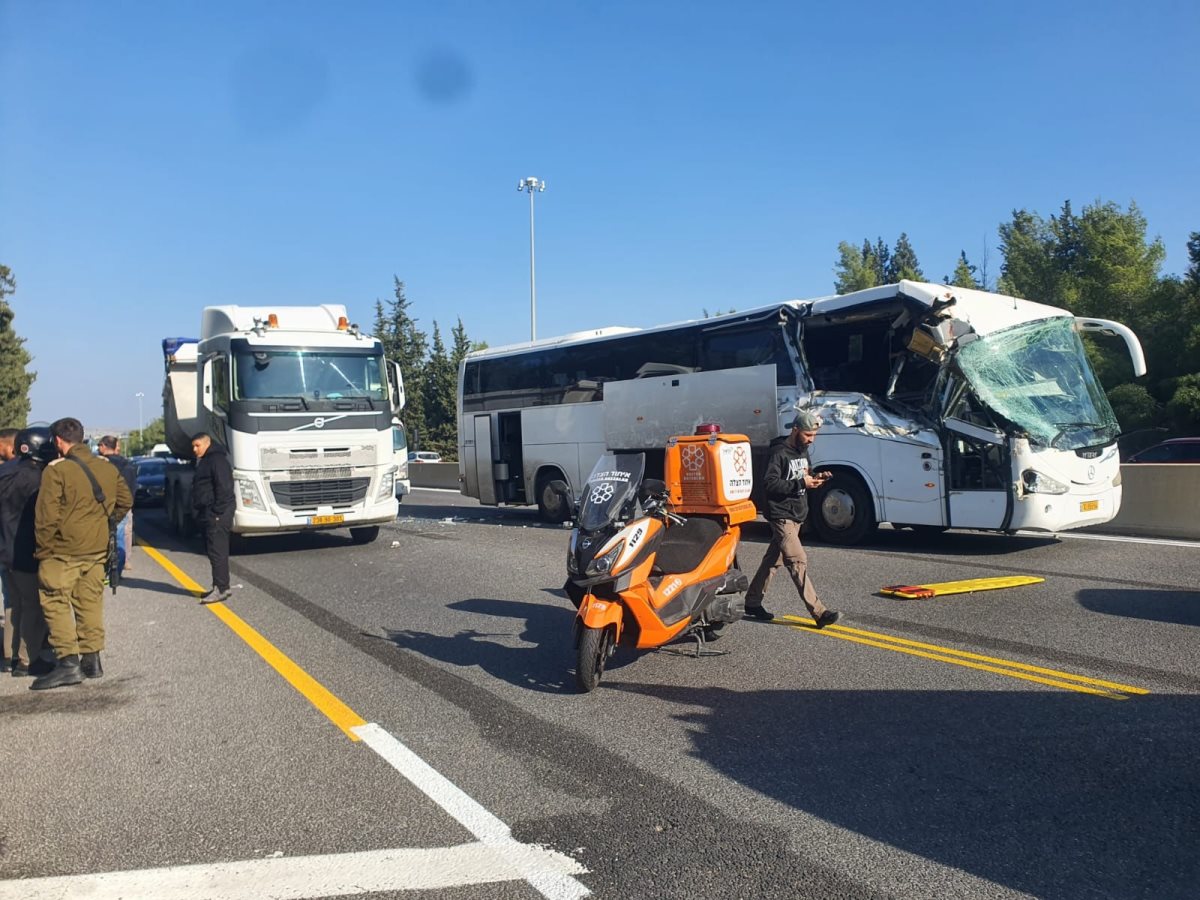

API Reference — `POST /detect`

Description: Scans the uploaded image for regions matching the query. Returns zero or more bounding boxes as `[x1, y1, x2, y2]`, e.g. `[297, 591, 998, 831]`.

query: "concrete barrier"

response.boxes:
[408, 460, 1198, 540]
[1096, 464, 1200, 540]
[408, 462, 461, 491]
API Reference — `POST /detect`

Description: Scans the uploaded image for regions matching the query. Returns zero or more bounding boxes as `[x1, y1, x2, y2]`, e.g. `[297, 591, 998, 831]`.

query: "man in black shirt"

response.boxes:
[744, 409, 841, 628]
[191, 433, 235, 604]
[97, 435, 137, 574]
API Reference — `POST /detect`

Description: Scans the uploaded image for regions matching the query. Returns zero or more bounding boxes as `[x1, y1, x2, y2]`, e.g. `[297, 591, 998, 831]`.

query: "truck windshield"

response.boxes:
[955, 317, 1119, 450]
[233, 349, 387, 402]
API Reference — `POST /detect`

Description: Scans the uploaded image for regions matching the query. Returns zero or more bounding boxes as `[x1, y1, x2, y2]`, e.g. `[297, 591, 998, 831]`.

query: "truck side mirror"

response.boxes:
[200, 358, 217, 415]
[387, 360, 405, 413]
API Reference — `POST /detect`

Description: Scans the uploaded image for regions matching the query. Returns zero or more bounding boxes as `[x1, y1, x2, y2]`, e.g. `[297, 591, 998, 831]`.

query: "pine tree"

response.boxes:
[944, 251, 979, 289]
[887, 233, 924, 282]
[0, 265, 36, 428]
[423, 322, 458, 458]
[872, 238, 890, 285]
[451, 318, 473, 373]
[834, 241, 879, 293]
[372, 278, 428, 448]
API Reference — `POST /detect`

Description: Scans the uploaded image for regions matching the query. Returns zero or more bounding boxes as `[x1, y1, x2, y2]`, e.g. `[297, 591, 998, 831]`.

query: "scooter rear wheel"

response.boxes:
[576, 626, 613, 693]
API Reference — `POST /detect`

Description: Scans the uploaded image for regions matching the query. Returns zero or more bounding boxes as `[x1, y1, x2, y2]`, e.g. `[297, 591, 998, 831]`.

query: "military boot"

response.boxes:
[30, 655, 84, 691]
[81, 652, 104, 679]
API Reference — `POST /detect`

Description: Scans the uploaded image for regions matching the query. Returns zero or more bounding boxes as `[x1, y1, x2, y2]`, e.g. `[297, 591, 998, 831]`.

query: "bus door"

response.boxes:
[880, 433, 946, 527]
[471, 414, 498, 505]
[496, 412, 525, 503]
[944, 419, 1012, 529]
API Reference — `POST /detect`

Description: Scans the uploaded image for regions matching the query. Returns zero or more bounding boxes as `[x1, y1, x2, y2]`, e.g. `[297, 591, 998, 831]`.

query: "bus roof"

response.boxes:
[466, 281, 1070, 362]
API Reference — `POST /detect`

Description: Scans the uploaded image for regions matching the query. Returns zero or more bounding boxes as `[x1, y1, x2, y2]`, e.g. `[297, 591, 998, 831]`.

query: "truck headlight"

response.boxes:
[1022, 469, 1069, 495]
[236, 477, 267, 511]
[377, 469, 396, 500]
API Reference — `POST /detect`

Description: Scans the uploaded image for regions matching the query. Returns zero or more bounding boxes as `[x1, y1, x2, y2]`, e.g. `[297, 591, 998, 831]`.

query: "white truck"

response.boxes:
[162, 304, 405, 544]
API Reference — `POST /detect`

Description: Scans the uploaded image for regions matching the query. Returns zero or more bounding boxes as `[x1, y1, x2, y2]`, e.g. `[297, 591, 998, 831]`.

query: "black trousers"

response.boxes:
[202, 511, 233, 592]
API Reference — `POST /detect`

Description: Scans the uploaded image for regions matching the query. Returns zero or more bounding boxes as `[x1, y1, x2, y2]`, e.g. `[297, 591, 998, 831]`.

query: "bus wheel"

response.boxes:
[536, 474, 570, 523]
[810, 473, 876, 545]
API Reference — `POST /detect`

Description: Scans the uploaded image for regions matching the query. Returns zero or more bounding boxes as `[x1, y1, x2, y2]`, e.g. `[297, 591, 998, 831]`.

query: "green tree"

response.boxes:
[997, 209, 1062, 303]
[833, 241, 879, 293]
[128, 417, 167, 456]
[373, 278, 428, 447]
[886, 233, 924, 282]
[450, 318, 473, 372]
[422, 322, 458, 459]
[1106, 383, 1159, 432]
[945, 251, 979, 289]
[0, 264, 36, 428]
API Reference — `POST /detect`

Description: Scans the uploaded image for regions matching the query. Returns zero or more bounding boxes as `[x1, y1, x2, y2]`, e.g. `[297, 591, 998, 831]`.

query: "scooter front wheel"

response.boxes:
[576, 626, 613, 692]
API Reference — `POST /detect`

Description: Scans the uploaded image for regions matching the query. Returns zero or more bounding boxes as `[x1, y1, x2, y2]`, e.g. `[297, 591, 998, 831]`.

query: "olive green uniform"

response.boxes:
[35, 445, 133, 658]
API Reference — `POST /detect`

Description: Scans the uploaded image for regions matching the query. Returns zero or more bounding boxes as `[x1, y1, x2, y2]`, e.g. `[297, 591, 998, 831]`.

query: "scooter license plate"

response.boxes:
[309, 514, 345, 526]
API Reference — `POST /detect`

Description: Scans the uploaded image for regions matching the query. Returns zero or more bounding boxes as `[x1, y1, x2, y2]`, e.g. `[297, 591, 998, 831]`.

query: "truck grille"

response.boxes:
[270, 477, 370, 510]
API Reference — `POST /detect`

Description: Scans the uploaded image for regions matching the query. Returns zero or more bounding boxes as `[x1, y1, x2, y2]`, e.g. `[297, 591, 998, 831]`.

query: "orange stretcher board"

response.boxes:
[880, 576, 1045, 600]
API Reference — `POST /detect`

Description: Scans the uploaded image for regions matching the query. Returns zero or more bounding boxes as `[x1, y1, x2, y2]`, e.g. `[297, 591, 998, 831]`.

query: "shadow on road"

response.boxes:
[607, 681, 1200, 899]
[382, 597, 587, 693]
[1077, 587, 1200, 627]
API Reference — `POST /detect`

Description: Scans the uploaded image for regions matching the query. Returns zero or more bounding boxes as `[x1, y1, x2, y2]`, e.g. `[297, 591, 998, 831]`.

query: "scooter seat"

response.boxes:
[652, 516, 725, 575]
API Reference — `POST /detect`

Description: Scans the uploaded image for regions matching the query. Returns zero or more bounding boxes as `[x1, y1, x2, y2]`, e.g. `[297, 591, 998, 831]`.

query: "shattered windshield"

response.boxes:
[955, 317, 1119, 450]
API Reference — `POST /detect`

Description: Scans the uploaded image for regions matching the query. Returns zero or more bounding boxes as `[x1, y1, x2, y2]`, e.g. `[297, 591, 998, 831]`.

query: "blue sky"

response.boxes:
[2, 0, 1197, 430]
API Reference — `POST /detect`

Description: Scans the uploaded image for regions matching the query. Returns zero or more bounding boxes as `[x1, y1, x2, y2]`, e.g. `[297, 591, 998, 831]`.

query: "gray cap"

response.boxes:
[789, 409, 822, 431]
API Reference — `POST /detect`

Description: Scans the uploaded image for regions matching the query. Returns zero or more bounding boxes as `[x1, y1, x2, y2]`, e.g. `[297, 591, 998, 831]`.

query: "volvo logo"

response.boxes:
[314, 417, 326, 429]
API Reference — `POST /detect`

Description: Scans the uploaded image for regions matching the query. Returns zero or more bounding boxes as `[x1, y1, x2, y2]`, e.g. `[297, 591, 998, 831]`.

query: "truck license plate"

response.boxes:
[309, 514, 345, 526]
[1079, 500, 1099, 512]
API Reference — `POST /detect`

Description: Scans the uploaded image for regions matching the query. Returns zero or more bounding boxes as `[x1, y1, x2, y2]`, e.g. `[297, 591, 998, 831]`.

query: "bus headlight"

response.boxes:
[236, 477, 267, 511]
[1022, 469, 1069, 495]
[587, 544, 622, 576]
[377, 470, 396, 500]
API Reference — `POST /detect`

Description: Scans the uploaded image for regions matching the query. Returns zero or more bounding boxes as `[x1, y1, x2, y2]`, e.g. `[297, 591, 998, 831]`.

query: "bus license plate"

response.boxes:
[1079, 500, 1099, 512]
[309, 514, 345, 526]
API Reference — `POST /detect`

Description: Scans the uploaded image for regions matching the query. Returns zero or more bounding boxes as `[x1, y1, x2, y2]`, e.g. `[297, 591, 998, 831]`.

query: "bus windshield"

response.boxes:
[234, 348, 386, 402]
[956, 317, 1119, 450]
[578, 453, 645, 531]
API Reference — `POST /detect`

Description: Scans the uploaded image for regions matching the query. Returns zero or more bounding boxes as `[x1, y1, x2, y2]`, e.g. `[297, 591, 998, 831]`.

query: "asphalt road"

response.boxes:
[3, 488, 1198, 899]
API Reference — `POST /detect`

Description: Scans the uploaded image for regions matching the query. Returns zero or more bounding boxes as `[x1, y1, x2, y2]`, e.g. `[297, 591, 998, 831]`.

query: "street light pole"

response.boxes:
[517, 177, 545, 342]
[135, 392, 145, 452]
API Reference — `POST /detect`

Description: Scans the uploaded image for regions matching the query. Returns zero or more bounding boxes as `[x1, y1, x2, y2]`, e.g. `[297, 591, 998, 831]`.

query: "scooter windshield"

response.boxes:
[578, 453, 645, 531]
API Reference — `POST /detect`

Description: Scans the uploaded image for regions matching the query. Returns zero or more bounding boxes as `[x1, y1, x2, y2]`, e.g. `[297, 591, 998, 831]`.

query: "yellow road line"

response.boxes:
[777, 615, 1147, 700]
[140, 543, 368, 740]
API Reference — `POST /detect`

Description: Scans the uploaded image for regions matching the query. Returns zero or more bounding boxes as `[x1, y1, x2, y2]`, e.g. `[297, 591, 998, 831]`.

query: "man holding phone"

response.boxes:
[744, 409, 841, 628]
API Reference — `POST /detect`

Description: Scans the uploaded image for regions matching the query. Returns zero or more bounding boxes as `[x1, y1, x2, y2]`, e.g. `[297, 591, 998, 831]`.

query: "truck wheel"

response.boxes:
[575, 626, 613, 693]
[350, 525, 380, 545]
[536, 475, 570, 524]
[809, 472, 876, 545]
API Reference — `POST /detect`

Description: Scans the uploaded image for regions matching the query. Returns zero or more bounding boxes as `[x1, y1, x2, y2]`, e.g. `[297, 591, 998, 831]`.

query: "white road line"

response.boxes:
[1027, 530, 1200, 548]
[0, 843, 574, 899]
[352, 722, 590, 900]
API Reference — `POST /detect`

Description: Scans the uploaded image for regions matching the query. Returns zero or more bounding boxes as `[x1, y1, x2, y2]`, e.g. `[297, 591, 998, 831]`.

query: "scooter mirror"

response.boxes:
[640, 478, 667, 501]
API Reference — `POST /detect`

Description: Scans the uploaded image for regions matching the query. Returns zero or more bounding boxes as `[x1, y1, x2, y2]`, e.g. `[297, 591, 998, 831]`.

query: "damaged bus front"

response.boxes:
[796, 282, 1146, 543]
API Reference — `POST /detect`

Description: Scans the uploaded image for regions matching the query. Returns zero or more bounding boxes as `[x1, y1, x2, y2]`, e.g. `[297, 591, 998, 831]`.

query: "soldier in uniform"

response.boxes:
[31, 418, 133, 691]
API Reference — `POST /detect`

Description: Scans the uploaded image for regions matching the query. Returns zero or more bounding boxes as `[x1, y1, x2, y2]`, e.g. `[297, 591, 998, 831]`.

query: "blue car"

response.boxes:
[134, 457, 170, 506]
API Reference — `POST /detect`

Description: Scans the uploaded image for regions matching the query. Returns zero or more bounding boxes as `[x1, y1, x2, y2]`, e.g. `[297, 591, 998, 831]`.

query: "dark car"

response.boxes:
[1125, 438, 1200, 464]
[134, 457, 170, 506]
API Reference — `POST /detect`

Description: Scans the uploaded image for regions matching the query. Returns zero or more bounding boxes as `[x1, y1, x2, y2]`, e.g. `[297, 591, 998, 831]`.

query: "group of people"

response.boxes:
[0, 419, 133, 690]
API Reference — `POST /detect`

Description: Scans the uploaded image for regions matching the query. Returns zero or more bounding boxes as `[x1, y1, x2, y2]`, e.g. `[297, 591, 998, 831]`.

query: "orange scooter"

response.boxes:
[562, 426, 758, 691]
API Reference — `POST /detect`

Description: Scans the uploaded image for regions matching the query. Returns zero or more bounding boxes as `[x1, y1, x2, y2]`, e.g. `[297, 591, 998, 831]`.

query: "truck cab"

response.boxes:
[163, 305, 405, 543]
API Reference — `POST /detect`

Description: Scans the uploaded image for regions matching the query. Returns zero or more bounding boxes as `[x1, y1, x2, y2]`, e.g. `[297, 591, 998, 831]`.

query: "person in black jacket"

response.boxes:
[0, 427, 59, 676]
[744, 409, 841, 628]
[97, 435, 137, 574]
[190, 433, 235, 604]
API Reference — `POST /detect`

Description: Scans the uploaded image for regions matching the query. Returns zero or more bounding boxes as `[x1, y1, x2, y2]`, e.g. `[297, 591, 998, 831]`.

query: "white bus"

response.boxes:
[457, 280, 1145, 543]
